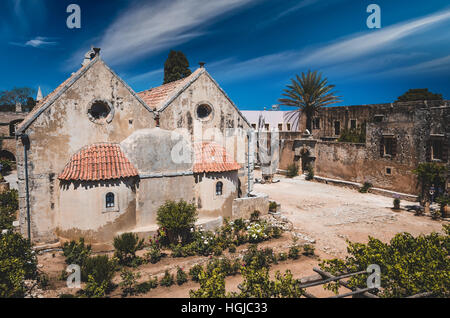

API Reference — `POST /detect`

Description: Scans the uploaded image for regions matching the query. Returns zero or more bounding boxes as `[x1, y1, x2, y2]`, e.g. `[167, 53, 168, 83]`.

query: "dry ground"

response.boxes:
[37, 173, 446, 298]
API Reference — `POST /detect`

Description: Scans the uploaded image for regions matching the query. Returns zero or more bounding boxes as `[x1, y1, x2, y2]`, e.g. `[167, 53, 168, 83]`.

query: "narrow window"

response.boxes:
[431, 139, 443, 160]
[278, 123, 283, 131]
[381, 136, 396, 157]
[286, 123, 291, 131]
[350, 119, 357, 130]
[216, 182, 223, 196]
[106, 192, 115, 208]
[251, 123, 256, 129]
[313, 118, 320, 129]
[385, 167, 392, 175]
[334, 121, 340, 135]
[264, 123, 270, 131]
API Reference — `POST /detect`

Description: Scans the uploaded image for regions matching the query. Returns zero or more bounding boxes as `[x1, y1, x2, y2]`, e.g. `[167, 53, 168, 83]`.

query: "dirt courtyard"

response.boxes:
[254, 173, 446, 259]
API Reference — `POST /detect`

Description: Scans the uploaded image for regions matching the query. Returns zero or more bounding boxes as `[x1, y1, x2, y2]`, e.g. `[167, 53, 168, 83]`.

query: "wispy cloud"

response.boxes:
[9, 36, 58, 48]
[75, 0, 261, 66]
[208, 8, 450, 82]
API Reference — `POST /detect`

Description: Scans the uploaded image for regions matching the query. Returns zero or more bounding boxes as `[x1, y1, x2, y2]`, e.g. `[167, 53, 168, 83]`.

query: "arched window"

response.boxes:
[105, 192, 115, 208]
[216, 182, 223, 196]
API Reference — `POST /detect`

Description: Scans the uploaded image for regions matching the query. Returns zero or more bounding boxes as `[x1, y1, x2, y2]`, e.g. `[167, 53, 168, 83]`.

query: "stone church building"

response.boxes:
[15, 49, 265, 245]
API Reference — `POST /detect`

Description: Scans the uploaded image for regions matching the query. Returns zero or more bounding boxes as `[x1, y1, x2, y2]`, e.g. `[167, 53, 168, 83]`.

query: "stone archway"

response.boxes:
[0, 150, 15, 161]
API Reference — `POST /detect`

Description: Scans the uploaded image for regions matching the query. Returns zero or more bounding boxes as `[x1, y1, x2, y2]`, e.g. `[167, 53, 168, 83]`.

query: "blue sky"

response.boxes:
[1, 0, 449, 110]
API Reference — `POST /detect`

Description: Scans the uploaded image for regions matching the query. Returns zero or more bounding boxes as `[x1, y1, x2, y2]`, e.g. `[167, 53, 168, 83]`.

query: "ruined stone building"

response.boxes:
[244, 100, 450, 196]
[15, 49, 266, 245]
[0, 103, 29, 161]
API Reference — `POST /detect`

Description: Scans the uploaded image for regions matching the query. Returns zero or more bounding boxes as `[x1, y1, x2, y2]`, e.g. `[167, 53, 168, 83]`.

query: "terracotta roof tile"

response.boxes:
[137, 69, 201, 110]
[193, 142, 241, 173]
[58, 143, 138, 181]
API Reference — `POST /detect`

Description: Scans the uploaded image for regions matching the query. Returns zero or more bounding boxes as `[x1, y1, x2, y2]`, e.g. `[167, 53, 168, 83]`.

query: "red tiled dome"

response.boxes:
[193, 142, 241, 173]
[58, 143, 138, 181]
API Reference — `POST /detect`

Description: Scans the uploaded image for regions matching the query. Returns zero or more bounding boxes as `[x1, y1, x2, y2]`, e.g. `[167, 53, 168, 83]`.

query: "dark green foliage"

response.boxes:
[0, 87, 36, 111]
[320, 227, 450, 297]
[0, 232, 37, 297]
[163, 50, 192, 84]
[113, 232, 144, 266]
[0, 159, 13, 175]
[338, 128, 366, 143]
[81, 255, 117, 288]
[157, 200, 198, 245]
[396, 88, 443, 102]
[359, 182, 372, 193]
[176, 267, 188, 286]
[189, 267, 226, 298]
[228, 244, 237, 253]
[206, 257, 241, 277]
[393, 198, 401, 210]
[189, 264, 203, 282]
[269, 201, 277, 212]
[242, 244, 276, 270]
[278, 70, 340, 132]
[302, 244, 315, 256]
[305, 163, 314, 181]
[288, 245, 300, 260]
[135, 276, 158, 294]
[160, 270, 174, 287]
[413, 163, 447, 202]
[145, 237, 163, 264]
[62, 238, 92, 267]
[286, 163, 299, 178]
[119, 269, 141, 297]
[0, 189, 18, 230]
[250, 210, 260, 221]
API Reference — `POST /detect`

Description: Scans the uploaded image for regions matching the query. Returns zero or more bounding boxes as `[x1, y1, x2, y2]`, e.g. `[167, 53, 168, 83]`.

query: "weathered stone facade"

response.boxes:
[15, 52, 259, 245]
[0, 111, 28, 161]
[276, 100, 449, 195]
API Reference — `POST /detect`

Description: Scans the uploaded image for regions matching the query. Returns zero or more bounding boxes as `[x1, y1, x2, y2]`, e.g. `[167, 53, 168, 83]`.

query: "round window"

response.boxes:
[196, 104, 212, 120]
[88, 100, 113, 123]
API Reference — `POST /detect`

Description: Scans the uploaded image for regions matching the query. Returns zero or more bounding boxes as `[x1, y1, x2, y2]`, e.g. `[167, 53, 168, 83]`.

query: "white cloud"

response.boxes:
[208, 8, 450, 82]
[90, 0, 260, 66]
[9, 36, 58, 48]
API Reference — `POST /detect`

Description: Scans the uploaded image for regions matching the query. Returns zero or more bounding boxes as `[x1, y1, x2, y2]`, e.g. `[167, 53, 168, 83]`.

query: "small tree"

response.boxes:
[396, 88, 443, 102]
[163, 50, 192, 84]
[157, 200, 198, 244]
[113, 233, 144, 266]
[412, 163, 447, 203]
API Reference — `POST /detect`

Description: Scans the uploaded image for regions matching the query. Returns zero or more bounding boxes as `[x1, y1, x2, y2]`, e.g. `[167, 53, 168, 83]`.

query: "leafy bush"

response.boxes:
[250, 210, 260, 221]
[157, 200, 198, 245]
[288, 245, 300, 260]
[136, 276, 158, 294]
[247, 222, 269, 243]
[189, 267, 226, 298]
[83, 275, 109, 298]
[0, 189, 18, 230]
[145, 237, 162, 264]
[189, 264, 203, 282]
[305, 163, 314, 181]
[119, 269, 141, 297]
[0, 159, 13, 175]
[206, 257, 241, 277]
[176, 267, 188, 286]
[269, 201, 277, 212]
[338, 128, 365, 143]
[359, 182, 372, 193]
[113, 233, 144, 266]
[320, 227, 450, 297]
[242, 244, 276, 270]
[81, 255, 117, 290]
[0, 232, 37, 297]
[302, 244, 315, 256]
[228, 244, 236, 253]
[62, 238, 92, 267]
[413, 163, 447, 202]
[278, 252, 288, 261]
[286, 163, 299, 178]
[160, 270, 174, 287]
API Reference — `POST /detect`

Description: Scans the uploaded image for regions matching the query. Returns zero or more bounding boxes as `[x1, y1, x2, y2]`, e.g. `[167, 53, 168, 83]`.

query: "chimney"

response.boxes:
[82, 47, 101, 67]
[199, 61, 206, 68]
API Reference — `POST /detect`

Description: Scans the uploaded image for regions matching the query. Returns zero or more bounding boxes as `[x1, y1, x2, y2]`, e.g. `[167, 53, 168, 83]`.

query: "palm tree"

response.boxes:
[279, 70, 341, 132]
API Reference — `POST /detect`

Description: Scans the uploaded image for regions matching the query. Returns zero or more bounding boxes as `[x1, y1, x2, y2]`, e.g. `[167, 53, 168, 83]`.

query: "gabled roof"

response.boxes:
[193, 142, 241, 173]
[137, 68, 204, 111]
[16, 56, 154, 135]
[137, 68, 252, 127]
[58, 143, 138, 181]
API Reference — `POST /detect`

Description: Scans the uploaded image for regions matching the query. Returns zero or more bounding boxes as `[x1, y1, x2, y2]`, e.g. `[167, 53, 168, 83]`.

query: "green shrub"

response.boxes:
[0, 159, 13, 175]
[0, 232, 37, 297]
[250, 210, 260, 221]
[189, 264, 203, 282]
[269, 201, 277, 212]
[302, 244, 315, 256]
[278, 252, 288, 261]
[288, 245, 300, 260]
[413, 163, 447, 202]
[228, 244, 236, 253]
[0, 189, 18, 230]
[189, 267, 226, 298]
[242, 244, 276, 270]
[136, 276, 158, 294]
[83, 275, 109, 298]
[305, 163, 314, 181]
[157, 200, 198, 245]
[176, 267, 188, 286]
[286, 163, 298, 178]
[62, 238, 92, 267]
[81, 255, 117, 290]
[145, 237, 162, 264]
[160, 270, 174, 287]
[393, 197, 401, 209]
[359, 182, 372, 193]
[119, 269, 141, 297]
[113, 232, 144, 266]
[320, 226, 450, 297]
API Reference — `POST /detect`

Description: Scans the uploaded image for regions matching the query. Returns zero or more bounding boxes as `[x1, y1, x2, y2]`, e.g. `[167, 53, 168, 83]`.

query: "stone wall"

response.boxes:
[231, 192, 269, 220]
